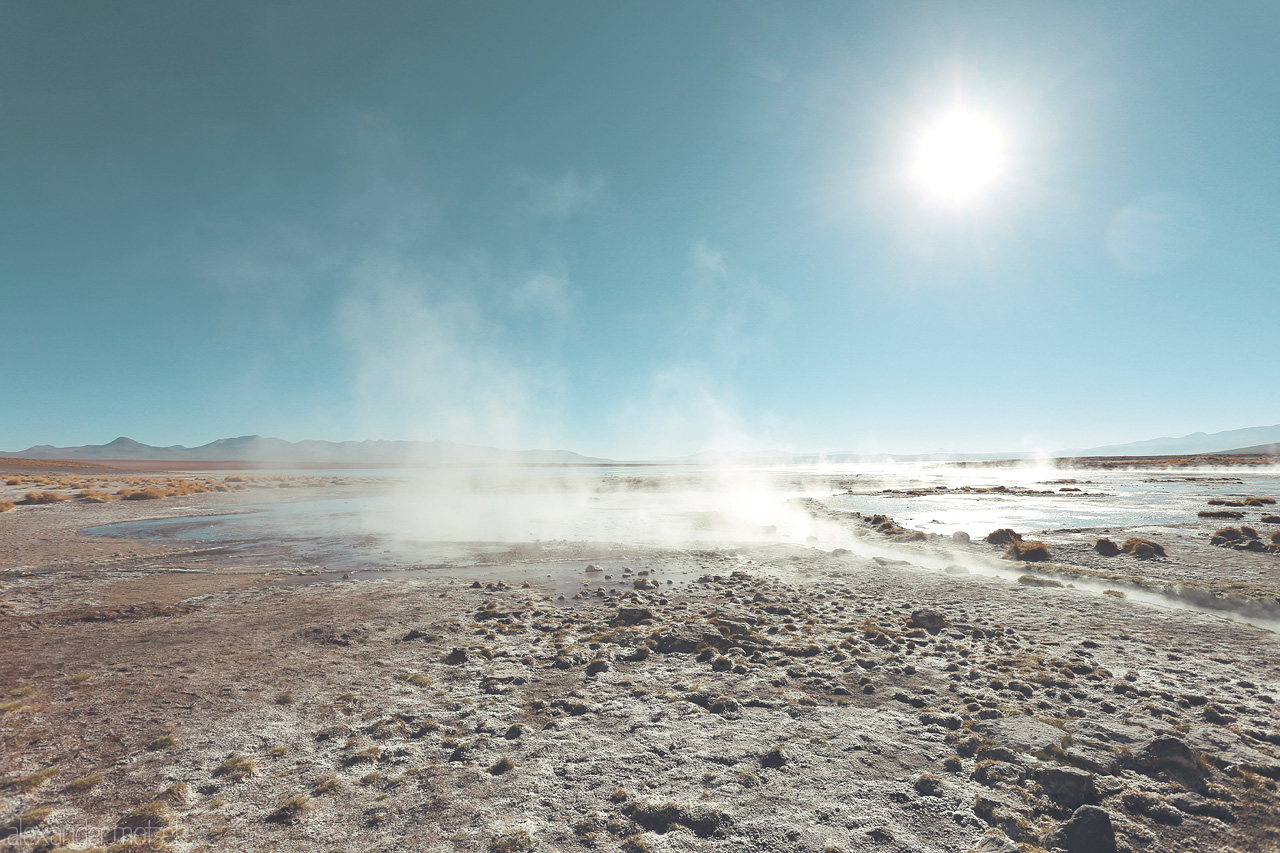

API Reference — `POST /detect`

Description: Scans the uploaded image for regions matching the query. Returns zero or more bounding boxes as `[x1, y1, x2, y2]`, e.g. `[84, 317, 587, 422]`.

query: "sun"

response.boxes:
[911, 109, 1004, 203]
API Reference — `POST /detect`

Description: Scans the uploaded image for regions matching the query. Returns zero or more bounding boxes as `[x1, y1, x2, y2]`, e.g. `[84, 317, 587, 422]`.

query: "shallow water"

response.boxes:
[84, 463, 1280, 564]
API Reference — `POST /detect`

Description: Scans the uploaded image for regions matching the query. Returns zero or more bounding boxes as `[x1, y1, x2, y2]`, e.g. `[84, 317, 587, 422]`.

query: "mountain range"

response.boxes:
[1, 424, 1278, 465]
[0, 435, 611, 465]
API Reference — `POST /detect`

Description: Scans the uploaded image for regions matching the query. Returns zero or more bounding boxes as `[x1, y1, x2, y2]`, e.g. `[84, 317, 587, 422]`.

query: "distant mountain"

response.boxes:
[661, 449, 1031, 464]
[1065, 424, 1280, 458]
[1219, 442, 1280, 457]
[0, 435, 614, 465]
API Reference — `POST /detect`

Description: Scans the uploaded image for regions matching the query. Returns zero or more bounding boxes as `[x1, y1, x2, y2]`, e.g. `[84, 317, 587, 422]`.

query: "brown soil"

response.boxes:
[1, 482, 1279, 853]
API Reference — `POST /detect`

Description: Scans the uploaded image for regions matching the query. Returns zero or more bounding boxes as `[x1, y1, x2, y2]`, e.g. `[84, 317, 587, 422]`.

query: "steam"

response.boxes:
[336, 256, 565, 451]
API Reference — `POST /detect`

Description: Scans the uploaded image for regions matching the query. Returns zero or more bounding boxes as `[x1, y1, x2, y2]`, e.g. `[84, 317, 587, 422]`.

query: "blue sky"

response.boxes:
[2, 1, 1277, 457]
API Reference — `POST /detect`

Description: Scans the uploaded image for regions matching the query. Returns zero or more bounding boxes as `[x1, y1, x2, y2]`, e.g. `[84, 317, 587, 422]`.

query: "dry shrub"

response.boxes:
[986, 528, 1023, 546]
[0, 501, 13, 513]
[1245, 496, 1277, 506]
[121, 488, 167, 500]
[1122, 538, 1166, 559]
[1262, 515, 1280, 524]
[1004, 541, 1051, 562]
[78, 489, 113, 503]
[214, 755, 258, 781]
[23, 490, 69, 504]
[3, 477, 21, 486]
[1199, 510, 1244, 519]
[1271, 531, 1280, 546]
[1214, 527, 1242, 541]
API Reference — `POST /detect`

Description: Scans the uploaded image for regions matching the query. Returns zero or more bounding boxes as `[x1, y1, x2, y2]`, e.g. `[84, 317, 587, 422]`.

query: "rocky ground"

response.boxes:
[2, 476, 1280, 853]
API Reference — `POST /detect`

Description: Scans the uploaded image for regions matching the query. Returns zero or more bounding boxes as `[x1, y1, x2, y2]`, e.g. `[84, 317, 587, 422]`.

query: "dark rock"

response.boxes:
[1033, 765, 1098, 810]
[761, 746, 787, 768]
[1171, 792, 1235, 822]
[909, 609, 948, 631]
[1094, 538, 1121, 557]
[627, 801, 731, 837]
[1133, 735, 1201, 777]
[973, 760, 1024, 787]
[1041, 805, 1116, 853]
[444, 647, 468, 665]
[651, 625, 709, 654]
[610, 607, 655, 626]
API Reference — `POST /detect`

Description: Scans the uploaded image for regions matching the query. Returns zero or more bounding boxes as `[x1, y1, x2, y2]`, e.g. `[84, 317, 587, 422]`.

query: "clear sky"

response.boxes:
[2, 1, 1277, 458]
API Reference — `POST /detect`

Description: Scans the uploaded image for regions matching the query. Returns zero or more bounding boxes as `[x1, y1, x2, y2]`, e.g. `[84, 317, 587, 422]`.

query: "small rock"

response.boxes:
[952, 530, 971, 544]
[1041, 804, 1116, 853]
[1017, 575, 1064, 588]
[444, 647, 468, 665]
[909, 609, 948, 631]
[1033, 765, 1098, 810]
[1094, 538, 1121, 557]
[610, 607, 655, 626]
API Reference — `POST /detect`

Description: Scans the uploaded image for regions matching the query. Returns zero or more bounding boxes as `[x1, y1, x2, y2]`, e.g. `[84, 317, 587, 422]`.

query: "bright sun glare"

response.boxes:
[912, 109, 1004, 203]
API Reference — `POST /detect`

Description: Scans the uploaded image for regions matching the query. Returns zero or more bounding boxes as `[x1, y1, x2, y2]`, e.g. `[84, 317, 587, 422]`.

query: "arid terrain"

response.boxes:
[2, 462, 1280, 853]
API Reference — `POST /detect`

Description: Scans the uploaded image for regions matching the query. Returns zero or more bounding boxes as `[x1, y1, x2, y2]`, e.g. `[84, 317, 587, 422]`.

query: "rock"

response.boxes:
[952, 530, 971, 544]
[761, 746, 787, 768]
[585, 563, 603, 573]
[909, 609, 948, 631]
[1132, 735, 1201, 777]
[627, 801, 731, 838]
[633, 579, 659, 590]
[1041, 805, 1116, 853]
[1032, 765, 1098, 810]
[1017, 575, 1063, 588]
[944, 565, 970, 575]
[974, 834, 1018, 853]
[986, 528, 1023, 545]
[444, 647, 468, 665]
[651, 625, 706, 654]
[1121, 537, 1166, 558]
[610, 607, 655, 626]
[1171, 792, 1235, 822]
[831, 548, 851, 557]
[1094, 538, 1121, 557]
